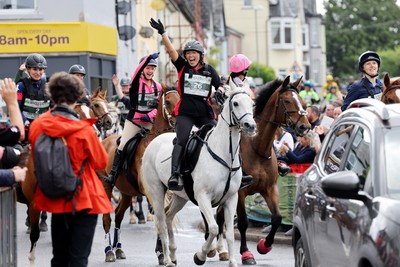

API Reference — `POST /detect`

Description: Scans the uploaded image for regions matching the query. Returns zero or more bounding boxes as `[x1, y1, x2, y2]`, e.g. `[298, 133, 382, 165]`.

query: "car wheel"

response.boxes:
[295, 237, 310, 267]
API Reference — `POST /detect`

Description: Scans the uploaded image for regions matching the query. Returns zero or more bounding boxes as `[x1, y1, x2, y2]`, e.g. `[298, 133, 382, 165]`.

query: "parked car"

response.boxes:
[293, 98, 400, 267]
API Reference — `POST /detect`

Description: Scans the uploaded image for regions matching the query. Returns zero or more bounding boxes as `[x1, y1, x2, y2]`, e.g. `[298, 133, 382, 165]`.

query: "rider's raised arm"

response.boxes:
[149, 18, 179, 62]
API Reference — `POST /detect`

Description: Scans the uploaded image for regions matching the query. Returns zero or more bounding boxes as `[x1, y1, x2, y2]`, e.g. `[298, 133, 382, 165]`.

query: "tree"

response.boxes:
[248, 63, 275, 84]
[324, 0, 400, 77]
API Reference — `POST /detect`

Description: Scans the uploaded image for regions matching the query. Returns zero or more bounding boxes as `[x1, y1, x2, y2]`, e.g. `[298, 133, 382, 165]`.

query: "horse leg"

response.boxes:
[222, 195, 239, 267]
[200, 211, 216, 258]
[194, 195, 220, 265]
[102, 181, 115, 262]
[129, 198, 136, 224]
[135, 195, 146, 224]
[215, 206, 229, 261]
[112, 193, 132, 260]
[154, 235, 164, 265]
[27, 204, 41, 266]
[164, 194, 187, 265]
[39, 211, 48, 232]
[257, 185, 282, 255]
[236, 192, 256, 264]
[147, 199, 154, 221]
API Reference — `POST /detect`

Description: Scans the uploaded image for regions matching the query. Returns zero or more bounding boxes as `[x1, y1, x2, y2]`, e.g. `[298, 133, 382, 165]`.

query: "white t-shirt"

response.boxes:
[274, 131, 294, 156]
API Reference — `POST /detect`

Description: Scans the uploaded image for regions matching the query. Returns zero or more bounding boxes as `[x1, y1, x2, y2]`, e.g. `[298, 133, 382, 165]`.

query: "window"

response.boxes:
[302, 25, 309, 50]
[0, 0, 34, 9]
[243, 0, 252, 8]
[269, 18, 294, 49]
[323, 124, 355, 174]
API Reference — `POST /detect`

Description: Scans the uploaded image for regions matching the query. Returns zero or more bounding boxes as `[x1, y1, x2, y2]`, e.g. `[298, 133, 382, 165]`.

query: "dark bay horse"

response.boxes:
[97, 85, 179, 262]
[210, 76, 311, 265]
[382, 73, 400, 104]
[18, 88, 112, 266]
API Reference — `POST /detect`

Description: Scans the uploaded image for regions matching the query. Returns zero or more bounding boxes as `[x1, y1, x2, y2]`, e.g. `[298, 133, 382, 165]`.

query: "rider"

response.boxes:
[341, 50, 383, 111]
[16, 53, 50, 131]
[299, 80, 320, 107]
[68, 64, 91, 97]
[150, 18, 252, 191]
[111, 76, 131, 127]
[103, 53, 162, 186]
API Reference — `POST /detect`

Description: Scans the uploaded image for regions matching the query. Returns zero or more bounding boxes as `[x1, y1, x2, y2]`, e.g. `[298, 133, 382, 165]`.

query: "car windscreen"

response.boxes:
[385, 128, 400, 199]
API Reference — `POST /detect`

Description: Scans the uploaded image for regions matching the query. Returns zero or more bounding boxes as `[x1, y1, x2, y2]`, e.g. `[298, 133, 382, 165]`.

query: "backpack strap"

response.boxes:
[71, 158, 87, 215]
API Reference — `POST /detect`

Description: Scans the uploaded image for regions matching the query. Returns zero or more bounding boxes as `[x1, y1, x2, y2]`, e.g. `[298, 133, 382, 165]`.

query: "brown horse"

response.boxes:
[18, 88, 112, 266]
[97, 85, 179, 262]
[382, 73, 400, 104]
[209, 76, 311, 265]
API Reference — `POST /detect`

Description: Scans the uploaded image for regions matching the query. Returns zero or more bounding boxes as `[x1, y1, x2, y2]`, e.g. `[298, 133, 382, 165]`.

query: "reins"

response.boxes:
[382, 84, 400, 99]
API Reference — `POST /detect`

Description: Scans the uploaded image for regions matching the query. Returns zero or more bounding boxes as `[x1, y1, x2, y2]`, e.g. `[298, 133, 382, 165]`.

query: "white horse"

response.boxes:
[141, 80, 257, 267]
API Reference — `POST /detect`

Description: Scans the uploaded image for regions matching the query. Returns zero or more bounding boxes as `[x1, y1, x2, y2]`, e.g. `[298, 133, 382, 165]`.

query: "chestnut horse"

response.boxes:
[382, 73, 400, 104]
[209, 76, 311, 265]
[97, 85, 179, 262]
[18, 88, 111, 267]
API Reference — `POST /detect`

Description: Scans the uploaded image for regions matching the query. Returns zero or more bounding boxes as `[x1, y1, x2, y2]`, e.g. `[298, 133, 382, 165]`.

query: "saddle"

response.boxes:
[179, 123, 215, 205]
[118, 127, 149, 192]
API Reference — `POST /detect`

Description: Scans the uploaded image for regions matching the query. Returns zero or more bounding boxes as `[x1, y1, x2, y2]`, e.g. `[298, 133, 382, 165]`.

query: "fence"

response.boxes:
[0, 187, 17, 267]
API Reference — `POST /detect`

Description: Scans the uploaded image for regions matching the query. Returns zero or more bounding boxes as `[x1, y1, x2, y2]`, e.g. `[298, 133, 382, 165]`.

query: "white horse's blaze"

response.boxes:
[292, 91, 307, 115]
[80, 104, 91, 119]
[395, 89, 400, 100]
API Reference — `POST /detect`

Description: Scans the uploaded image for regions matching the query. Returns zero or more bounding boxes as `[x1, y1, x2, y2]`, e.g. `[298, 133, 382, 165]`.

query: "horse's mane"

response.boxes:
[77, 96, 92, 107]
[254, 78, 283, 116]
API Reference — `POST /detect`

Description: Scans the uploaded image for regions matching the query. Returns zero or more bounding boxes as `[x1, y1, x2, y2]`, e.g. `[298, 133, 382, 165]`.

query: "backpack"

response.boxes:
[34, 133, 86, 203]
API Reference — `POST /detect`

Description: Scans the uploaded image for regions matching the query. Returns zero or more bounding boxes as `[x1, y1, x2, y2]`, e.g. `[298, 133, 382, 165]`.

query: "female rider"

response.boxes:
[104, 53, 162, 186]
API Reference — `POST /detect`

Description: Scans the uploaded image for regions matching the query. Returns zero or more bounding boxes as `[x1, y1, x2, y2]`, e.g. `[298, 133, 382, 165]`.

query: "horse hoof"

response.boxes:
[193, 253, 205, 265]
[115, 248, 126, 259]
[157, 253, 164, 265]
[207, 249, 216, 258]
[138, 218, 146, 224]
[241, 250, 256, 265]
[105, 250, 116, 262]
[219, 252, 229, 261]
[39, 221, 48, 232]
[257, 239, 272, 255]
[147, 213, 154, 221]
[129, 214, 136, 224]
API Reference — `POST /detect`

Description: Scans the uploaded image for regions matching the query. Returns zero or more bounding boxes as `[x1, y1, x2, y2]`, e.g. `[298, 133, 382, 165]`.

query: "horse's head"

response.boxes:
[74, 97, 93, 119]
[160, 84, 179, 128]
[221, 79, 257, 137]
[382, 73, 400, 104]
[255, 76, 310, 136]
[90, 87, 113, 130]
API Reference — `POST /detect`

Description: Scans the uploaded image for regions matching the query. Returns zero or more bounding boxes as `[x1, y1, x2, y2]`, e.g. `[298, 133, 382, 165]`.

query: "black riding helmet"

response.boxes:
[68, 64, 86, 76]
[183, 40, 204, 64]
[139, 56, 157, 67]
[358, 51, 381, 72]
[25, 53, 47, 69]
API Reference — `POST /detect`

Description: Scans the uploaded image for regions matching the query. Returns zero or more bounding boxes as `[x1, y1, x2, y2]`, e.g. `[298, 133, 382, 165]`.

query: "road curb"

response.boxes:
[234, 228, 292, 246]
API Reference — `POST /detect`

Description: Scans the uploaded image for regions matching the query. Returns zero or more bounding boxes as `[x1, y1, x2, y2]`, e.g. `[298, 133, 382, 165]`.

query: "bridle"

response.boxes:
[91, 98, 112, 129]
[256, 83, 307, 136]
[162, 89, 177, 128]
[382, 84, 400, 100]
[219, 91, 253, 128]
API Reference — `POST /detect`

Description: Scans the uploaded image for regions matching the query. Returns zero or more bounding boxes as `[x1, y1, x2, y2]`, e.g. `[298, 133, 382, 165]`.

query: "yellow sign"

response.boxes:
[0, 22, 118, 56]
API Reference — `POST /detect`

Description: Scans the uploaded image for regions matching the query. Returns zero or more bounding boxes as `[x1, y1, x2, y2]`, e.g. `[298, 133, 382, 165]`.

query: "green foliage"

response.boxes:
[207, 46, 221, 70]
[324, 0, 400, 77]
[248, 62, 276, 84]
[379, 48, 400, 77]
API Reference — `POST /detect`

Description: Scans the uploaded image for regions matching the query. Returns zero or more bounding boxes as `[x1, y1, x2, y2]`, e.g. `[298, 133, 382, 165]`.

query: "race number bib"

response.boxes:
[184, 73, 212, 97]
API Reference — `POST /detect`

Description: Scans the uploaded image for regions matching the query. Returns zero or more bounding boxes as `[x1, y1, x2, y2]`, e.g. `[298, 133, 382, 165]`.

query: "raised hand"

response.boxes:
[149, 52, 160, 60]
[149, 18, 165, 35]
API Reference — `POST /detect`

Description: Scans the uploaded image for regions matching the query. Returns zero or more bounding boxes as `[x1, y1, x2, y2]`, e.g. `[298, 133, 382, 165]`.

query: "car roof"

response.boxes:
[338, 99, 400, 128]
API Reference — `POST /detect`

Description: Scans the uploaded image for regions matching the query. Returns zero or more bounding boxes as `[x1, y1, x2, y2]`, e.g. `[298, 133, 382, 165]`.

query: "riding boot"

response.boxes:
[278, 161, 291, 177]
[240, 172, 253, 189]
[168, 145, 184, 191]
[104, 150, 122, 186]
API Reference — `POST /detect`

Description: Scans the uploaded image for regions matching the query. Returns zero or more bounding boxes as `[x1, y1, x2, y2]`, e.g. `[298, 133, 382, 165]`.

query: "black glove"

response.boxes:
[149, 18, 165, 35]
[149, 52, 160, 60]
[215, 89, 225, 105]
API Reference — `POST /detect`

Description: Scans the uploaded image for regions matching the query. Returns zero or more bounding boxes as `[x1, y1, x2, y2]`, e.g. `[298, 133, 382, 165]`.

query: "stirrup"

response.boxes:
[278, 165, 291, 177]
[240, 175, 253, 189]
[168, 174, 183, 191]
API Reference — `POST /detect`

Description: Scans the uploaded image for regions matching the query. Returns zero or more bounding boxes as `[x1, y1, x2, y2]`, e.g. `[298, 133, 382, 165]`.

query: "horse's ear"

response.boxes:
[292, 76, 303, 89]
[161, 83, 167, 94]
[282, 76, 291, 88]
[227, 77, 238, 96]
[92, 86, 100, 96]
[103, 88, 108, 97]
[383, 73, 391, 89]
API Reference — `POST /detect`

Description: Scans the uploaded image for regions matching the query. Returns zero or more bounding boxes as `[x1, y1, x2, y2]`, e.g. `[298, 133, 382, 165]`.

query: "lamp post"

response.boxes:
[253, 5, 264, 77]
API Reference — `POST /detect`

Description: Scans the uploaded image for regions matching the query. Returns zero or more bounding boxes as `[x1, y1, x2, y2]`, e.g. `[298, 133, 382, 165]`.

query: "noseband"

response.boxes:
[220, 91, 253, 127]
[91, 99, 112, 127]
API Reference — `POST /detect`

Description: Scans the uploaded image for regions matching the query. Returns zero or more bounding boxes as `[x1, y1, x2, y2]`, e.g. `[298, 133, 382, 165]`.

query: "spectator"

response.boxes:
[324, 104, 335, 119]
[278, 131, 320, 165]
[299, 80, 320, 107]
[306, 105, 321, 130]
[111, 75, 131, 127]
[342, 51, 383, 111]
[321, 74, 339, 98]
[324, 84, 343, 107]
[333, 107, 342, 119]
[29, 72, 113, 267]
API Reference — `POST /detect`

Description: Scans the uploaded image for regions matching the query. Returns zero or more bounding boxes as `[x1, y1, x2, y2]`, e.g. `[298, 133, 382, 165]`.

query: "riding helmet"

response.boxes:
[358, 51, 381, 72]
[25, 53, 47, 69]
[139, 56, 158, 67]
[229, 54, 251, 73]
[120, 78, 130, 86]
[183, 40, 204, 55]
[68, 64, 86, 76]
[303, 80, 314, 88]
